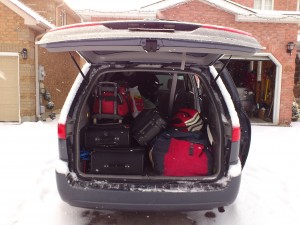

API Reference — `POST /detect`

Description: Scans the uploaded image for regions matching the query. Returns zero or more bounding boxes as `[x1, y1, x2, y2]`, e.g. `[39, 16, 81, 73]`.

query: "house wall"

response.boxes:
[273, 0, 297, 11]
[21, 0, 80, 120]
[232, 0, 297, 10]
[0, 0, 80, 122]
[0, 3, 36, 121]
[20, 0, 56, 23]
[158, 0, 297, 124]
[37, 49, 80, 116]
[21, 0, 79, 26]
[232, 0, 254, 8]
[91, 17, 138, 22]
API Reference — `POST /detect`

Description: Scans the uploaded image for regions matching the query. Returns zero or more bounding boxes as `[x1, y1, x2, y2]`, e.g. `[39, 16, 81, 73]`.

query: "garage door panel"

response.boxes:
[0, 55, 19, 122]
[0, 87, 19, 104]
[0, 74, 18, 86]
[0, 105, 20, 121]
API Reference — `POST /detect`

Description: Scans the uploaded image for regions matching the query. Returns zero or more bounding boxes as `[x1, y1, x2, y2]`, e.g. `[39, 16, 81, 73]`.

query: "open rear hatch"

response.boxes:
[38, 20, 263, 66]
[39, 20, 262, 181]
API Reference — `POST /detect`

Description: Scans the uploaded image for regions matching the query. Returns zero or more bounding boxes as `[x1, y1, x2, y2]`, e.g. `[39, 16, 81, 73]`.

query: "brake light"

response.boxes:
[202, 25, 253, 37]
[232, 126, 241, 142]
[49, 22, 102, 32]
[58, 123, 66, 140]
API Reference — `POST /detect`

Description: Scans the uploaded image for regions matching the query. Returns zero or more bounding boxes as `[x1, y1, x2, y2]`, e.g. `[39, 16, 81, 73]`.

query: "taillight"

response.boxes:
[58, 123, 66, 140]
[232, 126, 241, 142]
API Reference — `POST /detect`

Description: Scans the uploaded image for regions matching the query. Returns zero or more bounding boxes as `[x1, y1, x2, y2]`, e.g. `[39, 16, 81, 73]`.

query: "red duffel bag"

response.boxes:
[163, 138, 210, 176]
[150, 128, 213, 176]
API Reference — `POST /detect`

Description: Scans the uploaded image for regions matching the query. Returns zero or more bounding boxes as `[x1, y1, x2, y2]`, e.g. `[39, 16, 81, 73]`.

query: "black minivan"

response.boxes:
[39, 20, 262, 211]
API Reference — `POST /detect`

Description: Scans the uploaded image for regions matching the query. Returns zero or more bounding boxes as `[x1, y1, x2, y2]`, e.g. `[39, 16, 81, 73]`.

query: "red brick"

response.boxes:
[0, 0, 81, 121]
[157, 0, 297, 124]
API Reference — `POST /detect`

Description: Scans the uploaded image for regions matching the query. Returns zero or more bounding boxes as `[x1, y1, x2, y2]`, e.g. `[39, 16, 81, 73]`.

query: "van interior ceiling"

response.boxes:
[71, 68, 229, 181]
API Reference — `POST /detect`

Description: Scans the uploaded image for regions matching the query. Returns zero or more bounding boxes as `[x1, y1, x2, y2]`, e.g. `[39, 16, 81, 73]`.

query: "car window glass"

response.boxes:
[156, 74, 184, 91]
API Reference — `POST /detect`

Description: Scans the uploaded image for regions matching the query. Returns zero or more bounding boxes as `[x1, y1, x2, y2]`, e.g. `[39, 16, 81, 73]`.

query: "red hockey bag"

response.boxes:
[170, 108, 203, 132]
[92, 82, 131, 120]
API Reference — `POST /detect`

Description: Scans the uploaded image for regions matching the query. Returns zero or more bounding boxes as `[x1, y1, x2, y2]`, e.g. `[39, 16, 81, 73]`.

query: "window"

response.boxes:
[254, 0, 273, 10]
[61, 10, 67, 26]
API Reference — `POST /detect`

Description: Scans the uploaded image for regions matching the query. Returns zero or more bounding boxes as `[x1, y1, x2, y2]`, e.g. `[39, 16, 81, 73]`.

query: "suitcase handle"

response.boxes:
[104, 163, 130, 169]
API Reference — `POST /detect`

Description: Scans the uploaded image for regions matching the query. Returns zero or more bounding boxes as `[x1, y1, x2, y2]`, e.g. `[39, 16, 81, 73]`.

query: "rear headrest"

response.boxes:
[167, 79, 185, 90]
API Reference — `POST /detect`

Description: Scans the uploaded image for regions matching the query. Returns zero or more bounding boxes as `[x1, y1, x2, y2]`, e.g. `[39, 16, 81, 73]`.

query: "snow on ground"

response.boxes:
[0, 120, 300, 225]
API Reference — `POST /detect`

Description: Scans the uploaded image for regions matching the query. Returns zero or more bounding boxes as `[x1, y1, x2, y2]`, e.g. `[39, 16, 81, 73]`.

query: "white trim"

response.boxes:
[0, 52, 21, 123]
[209, 66, 240, 127]
[222, 53, 281, 125]
[0, 52, 19, 57]
[74, 0, 300, 23]
[0, 0, 55, 30]
[201, 0, 256, 15]
[236, 14, 300, 23]
[255, 53, 282, 125]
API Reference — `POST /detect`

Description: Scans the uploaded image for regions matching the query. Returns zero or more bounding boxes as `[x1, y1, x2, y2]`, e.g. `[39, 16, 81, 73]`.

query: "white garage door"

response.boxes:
[0, 54, 20, 122]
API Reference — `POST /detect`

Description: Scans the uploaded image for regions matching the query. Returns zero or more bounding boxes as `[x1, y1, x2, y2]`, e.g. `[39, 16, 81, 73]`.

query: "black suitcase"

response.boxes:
[90, 147, 145, 175]
[131, 109, 167, 146]
[84, 124, 130, 148]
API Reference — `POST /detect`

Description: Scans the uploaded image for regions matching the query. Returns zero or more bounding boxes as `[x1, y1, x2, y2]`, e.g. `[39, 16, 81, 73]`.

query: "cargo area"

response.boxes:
[71, 68, 228, 180]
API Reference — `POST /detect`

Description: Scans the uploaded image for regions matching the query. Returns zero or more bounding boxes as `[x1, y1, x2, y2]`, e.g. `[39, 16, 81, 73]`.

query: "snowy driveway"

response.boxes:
[1, 120, 300, 225]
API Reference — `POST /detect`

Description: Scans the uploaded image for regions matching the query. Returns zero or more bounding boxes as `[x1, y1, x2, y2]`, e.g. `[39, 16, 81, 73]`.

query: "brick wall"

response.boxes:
[38, 49, 80, 116]
[21, 0, 80, 26]
[26, 0, 81, 117]
[0, 3, 36, 121]
[91, 17, 140, 22]
[1, 0, 80, 121]
[158, 0, 297, 124]
[20, 0, 56, 23]
[234, 0, 297, 11]
[232, 0, 298, 10]
[232, 0, 254, 8]
[20, 0, 80, 119]
[274, 0, 297, 11]
[21, 0, 79, 26]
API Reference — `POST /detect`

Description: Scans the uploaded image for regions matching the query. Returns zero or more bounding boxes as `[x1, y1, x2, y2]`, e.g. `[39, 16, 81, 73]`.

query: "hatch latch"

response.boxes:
[143, 39, 158, 52]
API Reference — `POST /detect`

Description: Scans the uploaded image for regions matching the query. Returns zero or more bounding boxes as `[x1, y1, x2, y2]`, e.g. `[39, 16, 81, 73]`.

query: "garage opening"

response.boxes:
[221, 53, 281, 124]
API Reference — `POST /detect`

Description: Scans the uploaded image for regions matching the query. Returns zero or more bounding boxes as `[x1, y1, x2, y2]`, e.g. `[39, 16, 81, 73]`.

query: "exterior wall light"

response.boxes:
[287, 42, 295, 55]
[20, 48, 28, 60]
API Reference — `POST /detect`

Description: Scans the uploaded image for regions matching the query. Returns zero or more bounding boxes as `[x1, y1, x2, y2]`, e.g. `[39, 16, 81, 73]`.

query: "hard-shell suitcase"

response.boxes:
[84, 124, 130, 148]
[90, 147, 145, 175]
[131, 109, 167, 146]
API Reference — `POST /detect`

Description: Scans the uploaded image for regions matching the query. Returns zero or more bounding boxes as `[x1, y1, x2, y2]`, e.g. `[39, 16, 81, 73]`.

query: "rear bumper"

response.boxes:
[56, 171, 241, 211]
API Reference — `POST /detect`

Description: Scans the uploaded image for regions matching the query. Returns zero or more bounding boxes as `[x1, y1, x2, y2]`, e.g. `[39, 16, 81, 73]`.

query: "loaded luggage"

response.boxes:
[84, 123, 130, 148]
[150, 128, 212, 176]
[92, 82, 130, 122]
[90, 147, 145, 175]
[131, 109, 167, 146]
[169, 108, 203, 132]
